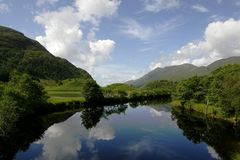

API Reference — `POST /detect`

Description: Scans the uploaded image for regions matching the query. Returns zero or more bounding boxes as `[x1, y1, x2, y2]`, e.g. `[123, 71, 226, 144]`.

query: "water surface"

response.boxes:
[2, 103, 240, 160]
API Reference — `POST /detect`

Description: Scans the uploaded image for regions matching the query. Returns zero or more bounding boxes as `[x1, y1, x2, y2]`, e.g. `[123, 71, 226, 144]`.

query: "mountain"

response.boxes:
[0, 26, 92, 81]
[127, 56, 240, 87]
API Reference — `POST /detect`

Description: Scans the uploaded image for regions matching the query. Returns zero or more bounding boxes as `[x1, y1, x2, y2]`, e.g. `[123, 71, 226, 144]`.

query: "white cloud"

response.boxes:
[150, 109, 163, 117]
[89, 120, 115, 140]
[0, 3, 9, 13]
[89, 40, 115, 61]
[209, 15, 226, 22]
[35, 114, 87, 160]
[127, 139, 153, 158]
[120, 19, 153, 41]
[35, 0, 120, 71]
[35, 113, 115, 160]
[144, 0, 180, 12]
[120, 17, 183, 41]
[216, 0, 222, 4]
[207, 146, 220, 159]
[75, 0, 121, 24]
[149, 62, 162, 70]
[192, 4, 209, 13]
[36, 0, 59, 6]
[91, 64, 146, 86]
[150, 18, 240, 69]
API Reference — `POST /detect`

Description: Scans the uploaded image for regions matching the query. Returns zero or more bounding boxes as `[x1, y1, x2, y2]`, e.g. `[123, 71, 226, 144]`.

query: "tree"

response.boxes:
[6, 72, 47, 108]
[220, 75, 240, 118]
[207, 64, 240, 117]
[0, 72, 47, 135]
[177, 76, 206, 106]
[82, 80, 104, 104]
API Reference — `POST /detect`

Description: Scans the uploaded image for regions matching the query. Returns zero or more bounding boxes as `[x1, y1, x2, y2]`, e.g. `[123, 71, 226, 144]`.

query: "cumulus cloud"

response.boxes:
[144, 0, 180, 12]
[192, 4, 209, 13]
[0, 3, 9, 13]
[35, 0, 120, 70]
[75, 0, 120, 24]
[36, 0, 59, 6]
[150, 18, 240, 69]
[89, 40, 116, 63]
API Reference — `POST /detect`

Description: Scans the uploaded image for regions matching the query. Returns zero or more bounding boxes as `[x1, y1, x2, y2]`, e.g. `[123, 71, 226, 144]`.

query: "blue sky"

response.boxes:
[1, 0, 240, 85]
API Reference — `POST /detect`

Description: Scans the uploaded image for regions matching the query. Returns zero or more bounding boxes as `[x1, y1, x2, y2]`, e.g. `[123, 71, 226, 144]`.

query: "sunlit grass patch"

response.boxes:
[48, 97, 85, 104]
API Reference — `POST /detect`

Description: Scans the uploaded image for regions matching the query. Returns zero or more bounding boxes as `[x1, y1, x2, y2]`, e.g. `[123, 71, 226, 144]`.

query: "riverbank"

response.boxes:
[46, 96, 238, 124]
[170, 100, 237, 123]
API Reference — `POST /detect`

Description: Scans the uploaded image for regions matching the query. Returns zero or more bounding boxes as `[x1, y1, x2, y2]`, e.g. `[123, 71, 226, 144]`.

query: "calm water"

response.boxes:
[1, 103, 240, 160]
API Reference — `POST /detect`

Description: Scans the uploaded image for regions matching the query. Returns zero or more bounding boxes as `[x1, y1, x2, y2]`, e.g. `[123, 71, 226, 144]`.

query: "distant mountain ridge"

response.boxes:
[0, 26, 92, 81]
[127, 56, 240, 87]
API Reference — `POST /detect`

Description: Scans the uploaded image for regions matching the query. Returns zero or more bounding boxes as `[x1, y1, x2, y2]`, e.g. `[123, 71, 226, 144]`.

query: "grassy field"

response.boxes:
[42, 79, 87, 104]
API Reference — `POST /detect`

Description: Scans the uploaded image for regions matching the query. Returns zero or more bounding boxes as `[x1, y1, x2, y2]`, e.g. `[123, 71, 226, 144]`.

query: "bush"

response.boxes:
[0, 72, 47, 135]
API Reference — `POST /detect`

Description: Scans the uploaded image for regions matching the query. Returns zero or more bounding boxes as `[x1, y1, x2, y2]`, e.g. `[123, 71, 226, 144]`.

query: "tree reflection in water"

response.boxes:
[0, 103, 240, 160]
[0, 112, 75, 160]
[0, 104, 128, 159]
[171, 108, 240, 160]
[81, 104, 127, 129]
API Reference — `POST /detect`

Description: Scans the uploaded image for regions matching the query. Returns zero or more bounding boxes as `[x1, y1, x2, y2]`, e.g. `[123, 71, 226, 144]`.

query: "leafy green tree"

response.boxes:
[220, 75, 240, 118]
[82, 80, 104, 103]
[6, 72, 47, 108]
[206, 64, 240, 117]
[177, 76, 206, 106]
[0, 72, 47, 135]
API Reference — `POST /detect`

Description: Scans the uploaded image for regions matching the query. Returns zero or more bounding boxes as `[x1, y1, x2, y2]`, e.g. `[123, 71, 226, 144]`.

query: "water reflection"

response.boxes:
[81, 104, 127, 129]
[171, 108, 240, 160]
[0, 103, 240, 160]
[0, 112, 75, 160]
[32, 104, 127, 160]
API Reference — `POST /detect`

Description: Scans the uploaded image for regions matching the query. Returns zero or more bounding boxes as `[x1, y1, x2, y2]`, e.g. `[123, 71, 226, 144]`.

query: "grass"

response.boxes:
[42, 79, 87, 104]
[170, 100, 228, 120]
[48, 97, 85, 104]
[43, 78, 87, 91]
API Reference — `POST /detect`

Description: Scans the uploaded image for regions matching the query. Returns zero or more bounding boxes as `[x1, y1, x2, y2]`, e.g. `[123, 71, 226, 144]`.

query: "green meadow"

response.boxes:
[42, 79, 87, 104]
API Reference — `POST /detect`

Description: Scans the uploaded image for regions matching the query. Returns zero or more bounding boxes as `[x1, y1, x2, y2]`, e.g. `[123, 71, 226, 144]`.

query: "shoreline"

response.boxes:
[170, 100, 238, 124]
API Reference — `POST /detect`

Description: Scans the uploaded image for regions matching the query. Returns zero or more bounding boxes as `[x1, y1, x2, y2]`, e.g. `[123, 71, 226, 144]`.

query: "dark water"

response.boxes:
[1, 103, 240, 160]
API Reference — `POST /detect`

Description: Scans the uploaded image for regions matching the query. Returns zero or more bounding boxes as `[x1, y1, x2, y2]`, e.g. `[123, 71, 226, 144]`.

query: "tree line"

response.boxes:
[0, 64, 239, 136]
[176, 64, 240, 119]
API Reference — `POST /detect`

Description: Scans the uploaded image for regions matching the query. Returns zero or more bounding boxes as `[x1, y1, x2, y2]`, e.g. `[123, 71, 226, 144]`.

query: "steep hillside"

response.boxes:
[127, 56, 240, 87]
[0, 26, 92, 81]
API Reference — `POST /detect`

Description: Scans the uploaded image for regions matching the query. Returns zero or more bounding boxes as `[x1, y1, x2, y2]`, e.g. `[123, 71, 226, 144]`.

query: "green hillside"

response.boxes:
[127, 57, 240, 87]
[0, 26, 92, 81]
